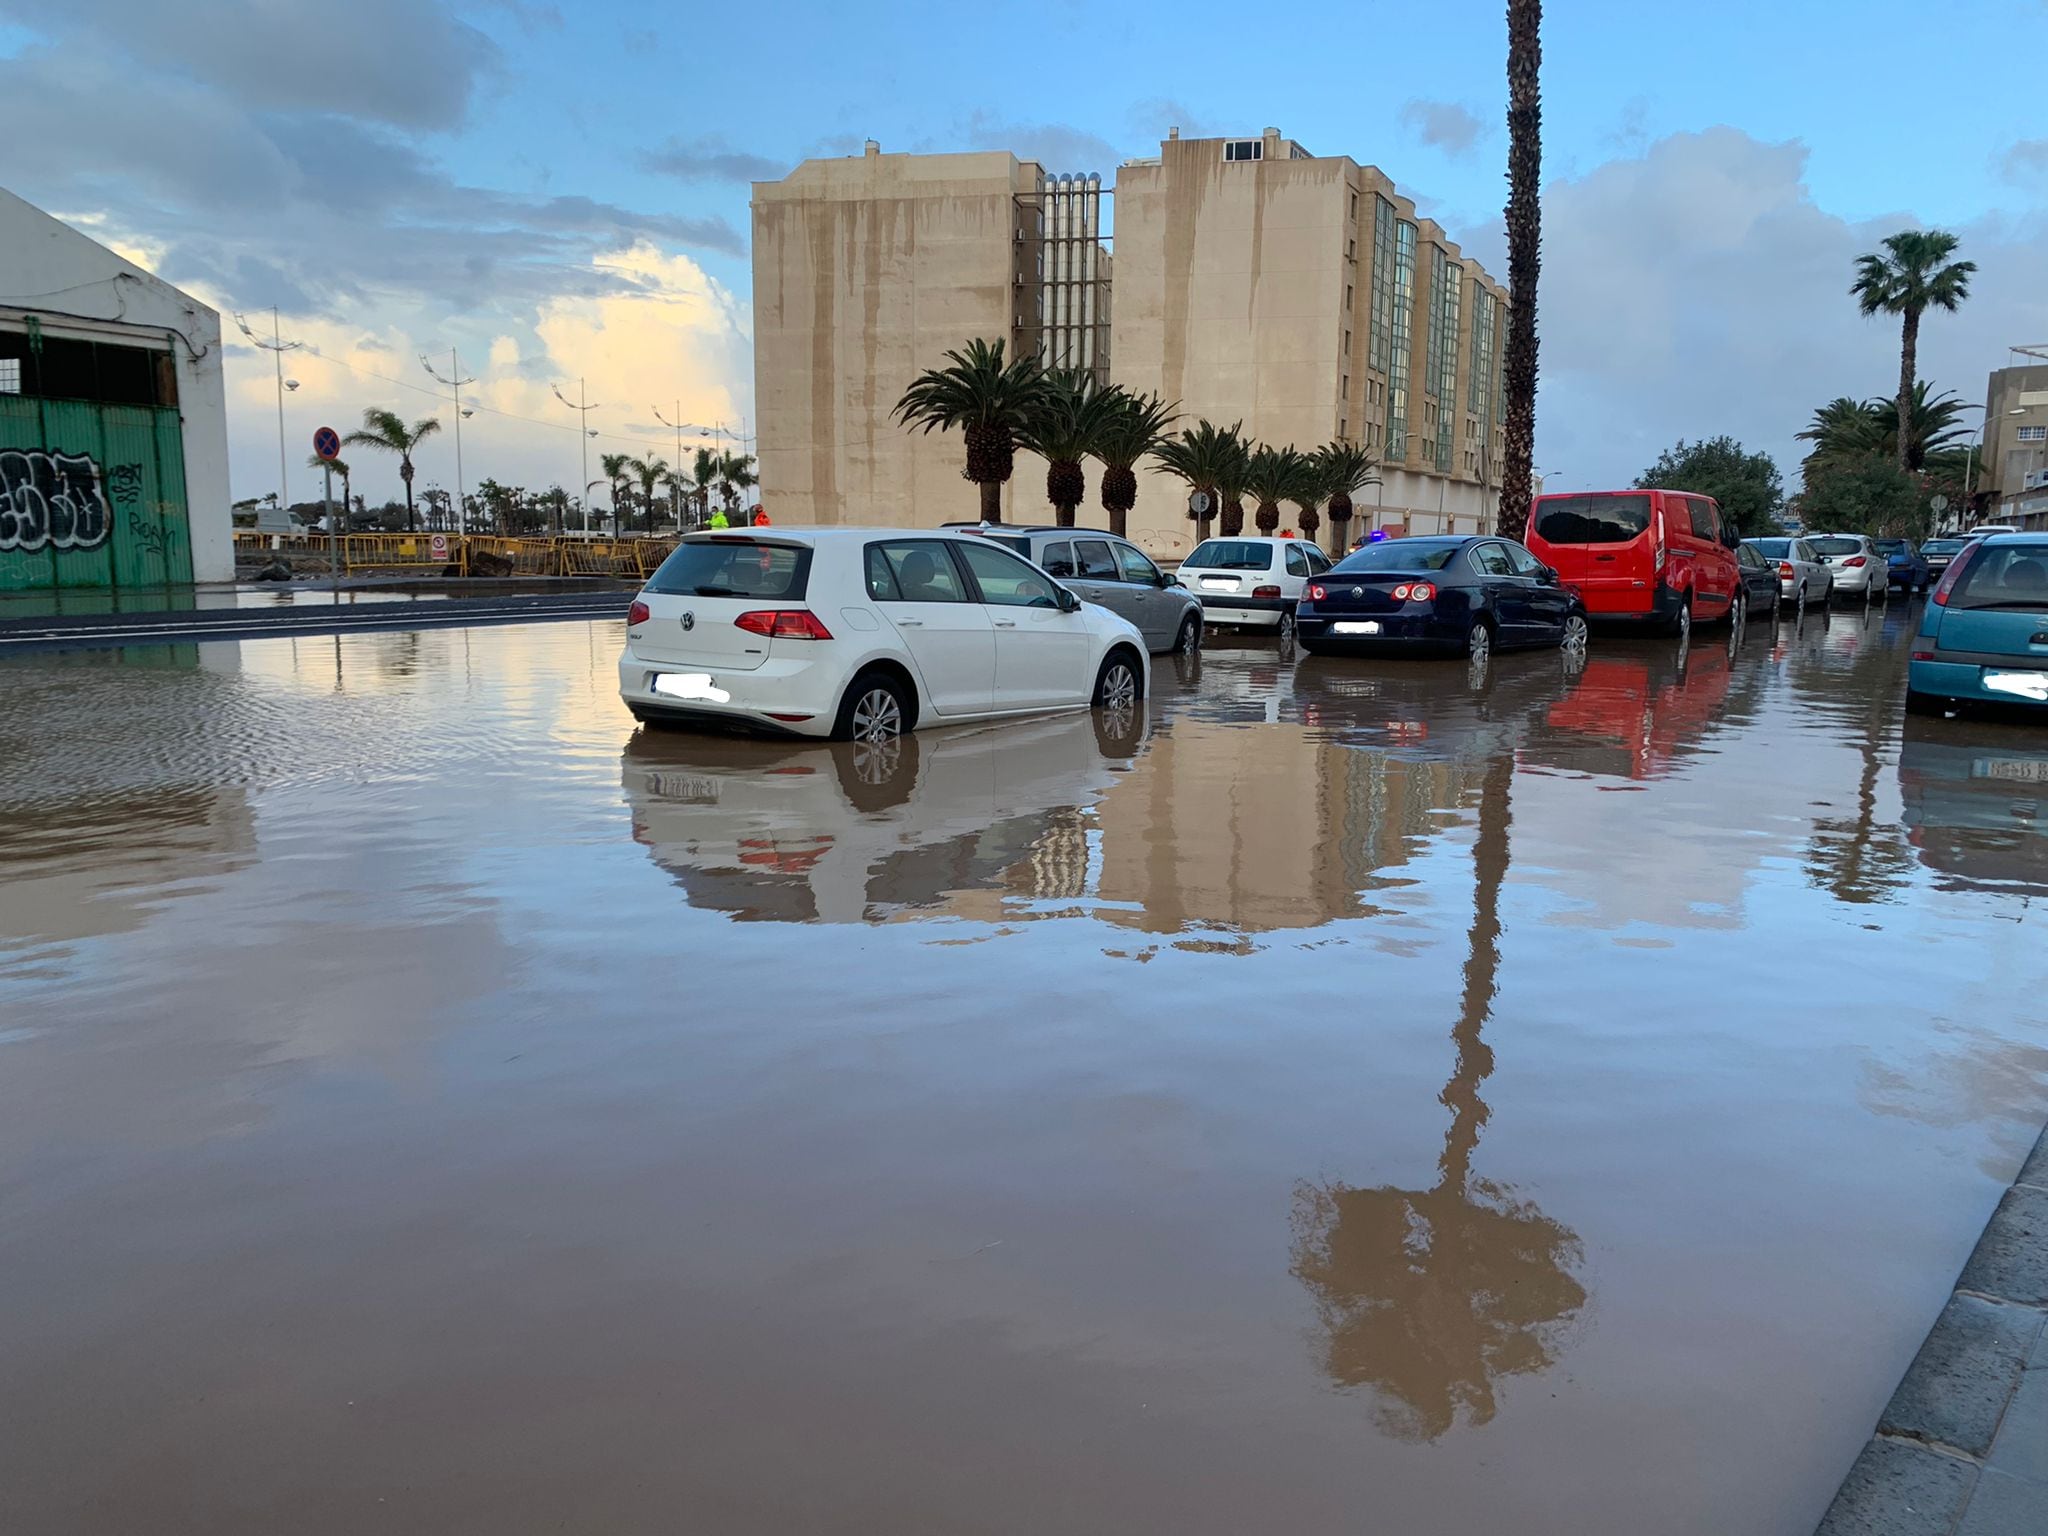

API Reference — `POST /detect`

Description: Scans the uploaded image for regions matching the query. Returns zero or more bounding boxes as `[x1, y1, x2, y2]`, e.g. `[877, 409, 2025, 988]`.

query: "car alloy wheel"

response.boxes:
[1174, 614, 1201, 654]
[1795, 583, 1806, 619]
[1730, 590, 1745, 629]
[1467, 621, 1492, 663]
[1098, 658, 1139, 710]
[1676, 602, 1691, 643]
[850, 685, 904, 741]
[1560, 613, 1588, 653]
[1277, 609, 1296, 642]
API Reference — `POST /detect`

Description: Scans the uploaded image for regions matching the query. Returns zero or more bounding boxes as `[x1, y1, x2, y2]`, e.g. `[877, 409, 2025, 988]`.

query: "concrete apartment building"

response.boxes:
[1982, 354, 2048, 529]
[751, 130, 1507, 554]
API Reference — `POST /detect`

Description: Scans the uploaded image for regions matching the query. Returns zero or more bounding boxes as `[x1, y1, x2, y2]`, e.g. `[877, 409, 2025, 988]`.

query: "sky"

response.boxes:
[1, 0, 2044, 511]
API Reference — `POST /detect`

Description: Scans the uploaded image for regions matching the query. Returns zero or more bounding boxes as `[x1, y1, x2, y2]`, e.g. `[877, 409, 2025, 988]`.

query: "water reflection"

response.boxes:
[1289, 754, 1586, 1440]
[1899, 714, 2048, 899]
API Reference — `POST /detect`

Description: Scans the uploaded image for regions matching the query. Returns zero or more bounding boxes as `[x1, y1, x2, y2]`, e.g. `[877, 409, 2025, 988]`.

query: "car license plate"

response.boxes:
[653, 672, 731, 703]
[1199, 577, 1234, 590]
[1973, 757, 2048, 782]
[1983, 670, 2048, 702]
[1333, 620, 1381, 635]
[646, 771, 720, 802]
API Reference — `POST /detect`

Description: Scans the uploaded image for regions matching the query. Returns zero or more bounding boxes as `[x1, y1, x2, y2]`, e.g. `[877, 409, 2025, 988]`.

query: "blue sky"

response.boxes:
[2, 0, 2044, 508]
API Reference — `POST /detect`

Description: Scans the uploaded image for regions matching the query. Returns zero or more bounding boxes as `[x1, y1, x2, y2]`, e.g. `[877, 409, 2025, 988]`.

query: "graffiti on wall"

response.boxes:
[0, 450, 115, 553]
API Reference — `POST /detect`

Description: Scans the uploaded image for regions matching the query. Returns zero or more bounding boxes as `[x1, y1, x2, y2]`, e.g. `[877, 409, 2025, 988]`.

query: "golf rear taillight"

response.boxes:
[628, 599, 650, 626]
[1391, 582, 1436, 602]
[734, 609, 834, 640]
[1252, 584, 1282, 599]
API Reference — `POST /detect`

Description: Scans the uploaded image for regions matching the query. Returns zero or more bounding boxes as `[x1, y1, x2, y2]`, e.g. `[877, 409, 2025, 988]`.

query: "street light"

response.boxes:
[552, 380, 603, 534]
[234, 308, 302, 522]
[422, 348, 476, 532]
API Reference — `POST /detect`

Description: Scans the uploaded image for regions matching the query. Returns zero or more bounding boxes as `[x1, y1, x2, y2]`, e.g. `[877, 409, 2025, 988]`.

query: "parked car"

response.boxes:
[1296, 535, 1589, 663]
[1524, 488, 1742, 639]
[1908, 533, 2048, 715]
[945, 523, 1203, 654]
[1176, 535, 1335, 637]
[1805, 533, 1891, 604]
[1921, 537, 1971, 583]
[1732, 539, 1784, 620]
[1875, 538, 1931, 594]
[1741, 535, 1835, 612]
[620, 529, 1149, 740]
[1967, 524, 2021, 538]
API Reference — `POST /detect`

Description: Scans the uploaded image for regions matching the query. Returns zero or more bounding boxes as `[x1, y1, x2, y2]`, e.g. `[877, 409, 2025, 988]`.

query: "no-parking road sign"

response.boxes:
[313, 426, 342, 461]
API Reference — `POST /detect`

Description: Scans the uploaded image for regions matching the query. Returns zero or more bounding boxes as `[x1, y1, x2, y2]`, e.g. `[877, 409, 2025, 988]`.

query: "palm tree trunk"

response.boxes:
[1497, 0, 1543, 541]
[979, 479, 1003, 523]
[402, 458, 417, 533]
[1896, 307, 1919, 472]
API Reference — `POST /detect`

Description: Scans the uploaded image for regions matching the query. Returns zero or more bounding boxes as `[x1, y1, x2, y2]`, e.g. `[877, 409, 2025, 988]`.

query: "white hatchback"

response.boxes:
[1177, 535, 1334, 635]
[620, 528, 1150, 740]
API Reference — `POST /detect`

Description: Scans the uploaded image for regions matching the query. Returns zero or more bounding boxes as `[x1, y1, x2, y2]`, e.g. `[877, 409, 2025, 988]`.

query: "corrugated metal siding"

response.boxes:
[0, 396, 191, 592]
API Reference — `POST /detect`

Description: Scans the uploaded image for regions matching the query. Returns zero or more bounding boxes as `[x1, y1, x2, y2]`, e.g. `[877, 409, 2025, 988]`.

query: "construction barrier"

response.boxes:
[232, 532, 679, 578]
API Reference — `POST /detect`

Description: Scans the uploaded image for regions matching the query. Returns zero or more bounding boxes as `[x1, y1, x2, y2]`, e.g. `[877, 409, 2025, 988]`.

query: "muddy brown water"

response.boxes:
[1, 605, 2043, 1534]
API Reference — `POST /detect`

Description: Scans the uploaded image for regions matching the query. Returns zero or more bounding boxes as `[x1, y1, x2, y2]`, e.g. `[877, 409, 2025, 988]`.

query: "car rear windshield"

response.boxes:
[1331, 540, 1464, 573]
[1923, 540, 1967, 554]
[645, 539, 812, 598]
[973, 532, 1030, 557]
[1808, 537, 1861, 556]
[1531, 494, 1651, 545]
[1947, 544, 2048, 610]
[1874, 540, 1909, 555]
[1182, 539, 1273, 570]
[1752, 539, 1791, 558]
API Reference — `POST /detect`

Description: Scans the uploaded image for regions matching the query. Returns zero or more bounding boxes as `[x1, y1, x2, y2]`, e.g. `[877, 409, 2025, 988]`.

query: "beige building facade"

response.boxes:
[1982, 357, 2048, 529]
[751, 129, 1508, 554]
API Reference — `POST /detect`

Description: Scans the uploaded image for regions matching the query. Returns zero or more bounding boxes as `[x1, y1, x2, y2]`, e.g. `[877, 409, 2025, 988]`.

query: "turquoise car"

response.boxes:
[1908, 534, 2048, 714]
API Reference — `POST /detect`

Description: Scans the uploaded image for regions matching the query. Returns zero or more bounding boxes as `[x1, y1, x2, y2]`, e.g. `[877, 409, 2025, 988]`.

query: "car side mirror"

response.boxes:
[1539, 565, 1559, 584]
[1057, 586, 1082, 613]
[1159, 570, 1178, 588]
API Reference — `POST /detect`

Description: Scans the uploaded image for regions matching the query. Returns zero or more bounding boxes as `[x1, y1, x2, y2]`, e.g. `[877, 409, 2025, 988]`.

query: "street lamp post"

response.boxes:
[652, 402, 693, 532]
[552, 379, 604, 533]
[235, 308, 302, 522]
[422, 349, 476, 532]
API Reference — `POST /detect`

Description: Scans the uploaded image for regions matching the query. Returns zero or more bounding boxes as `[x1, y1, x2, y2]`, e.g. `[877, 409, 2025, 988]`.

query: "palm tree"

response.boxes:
[597, 452, 632, 535]
[1496, 0, 1543, 540]
[1153, 420, 1247, 543]
[715, 451, 757, 515]
[1797, 397, 1882, 463]
[1246, 444, 1312, 535]
[342, 408, 441, 532]
[1216, 436, 1254, 537]
[892, 337, 1049, 523]
[303, 453, 352, 527]
[1017, 371, 1117, 527]
[1852, 230, 1975, 472]
[1800, 383, 1974, 481]
[627, 457, 671, 534]
[1317, 440, 1382, 553]
[1093, 389, 1179, 539]
[1290, 458, 1328, 542]
[691, 446, 720, 522]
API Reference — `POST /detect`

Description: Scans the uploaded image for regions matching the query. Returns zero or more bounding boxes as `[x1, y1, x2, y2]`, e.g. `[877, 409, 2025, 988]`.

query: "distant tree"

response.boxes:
[691, 445, 720, 521]
[343, 408, 441, 532]
[1851, 230, 1975, 471]
[599, 452, 632, 533]
[1316, 441, 1381, 553]
[715, 451, 757, 514]
[1246, 444, 1313, 536]
[1093, 388, 1178, 539]
[893, 337, 1050, 523]
[627, 457, 671, 534]
[1634, 437, 1783, 537]
[1799, 456, 1929, 539]
[1017, 371, 1117, 527]
[304, 453, 353, 521]
[1799, 383, 1971, 475]
[1153, 420, 1248, 542]
[1496, 0, 1543, 539]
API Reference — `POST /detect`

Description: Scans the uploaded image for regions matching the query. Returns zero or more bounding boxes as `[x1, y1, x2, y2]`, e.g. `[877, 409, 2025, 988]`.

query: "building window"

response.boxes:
[1346, 238, 1357, 262]
[1224, 140, 1263, 162]
[2019, 424, 2047, 442]
[1344, 284, 1353, 312]
[1431, 251, 1461, 471]
[0, 358, 17, 394]
[1341, 374, 1350, 400]
[1468, 286, 1497, 425]
[1343, 329, 1352, 355]
[1369, 194, 1395, 375]
[1349, 190, 1359, 221]
[1387, 218, 1416, 460]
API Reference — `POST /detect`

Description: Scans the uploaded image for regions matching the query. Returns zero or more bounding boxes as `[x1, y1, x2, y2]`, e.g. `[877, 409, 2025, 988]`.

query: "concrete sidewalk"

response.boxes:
[1817, 1130, 2048, 1534]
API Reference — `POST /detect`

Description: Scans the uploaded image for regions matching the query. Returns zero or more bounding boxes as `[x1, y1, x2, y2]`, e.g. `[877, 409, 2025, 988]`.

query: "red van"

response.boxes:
[1524, 489, 1741, 639]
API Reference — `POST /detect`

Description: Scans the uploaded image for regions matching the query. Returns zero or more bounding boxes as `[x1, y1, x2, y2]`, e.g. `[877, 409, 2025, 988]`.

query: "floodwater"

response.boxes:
[1, 605, 2044, 1534]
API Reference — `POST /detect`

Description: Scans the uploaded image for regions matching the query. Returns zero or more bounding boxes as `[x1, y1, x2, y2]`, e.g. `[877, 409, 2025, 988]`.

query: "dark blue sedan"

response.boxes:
[1296, 535, 1589, 664]
[1876, 538, 1931, 595]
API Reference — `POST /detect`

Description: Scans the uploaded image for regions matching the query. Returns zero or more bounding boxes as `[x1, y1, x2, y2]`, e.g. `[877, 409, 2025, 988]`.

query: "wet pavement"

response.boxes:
[2, 601, 2045, 1534]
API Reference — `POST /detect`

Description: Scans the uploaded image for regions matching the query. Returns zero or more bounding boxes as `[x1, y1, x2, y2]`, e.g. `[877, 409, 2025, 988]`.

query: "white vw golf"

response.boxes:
[620, 528, 1150, 740]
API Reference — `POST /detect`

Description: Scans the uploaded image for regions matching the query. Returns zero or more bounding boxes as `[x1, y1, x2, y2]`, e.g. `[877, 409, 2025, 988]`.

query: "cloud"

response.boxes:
[1399, 100, 1488, 158]
[2001, 139, 2048, 184]
[1462, 127, 2048, 490]
[641, 136, 789, 185]
[952, 111, 1121, 173]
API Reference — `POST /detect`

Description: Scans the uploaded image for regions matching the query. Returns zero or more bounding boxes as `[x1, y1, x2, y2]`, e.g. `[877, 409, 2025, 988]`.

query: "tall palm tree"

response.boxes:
[627, 457, 671, 534]
[1017, 371, 1118, 527]
[598, 452, 632, 535]
[303, 452, 352, 527]
[1797, 397, 1882, 462]
[342, 408, 441, 532]
[692, 446, 720, 522]
[1216, 435, 1254, 537]
[1852, 230, 1975, 472]
[1800, 383, 1974, 480]
[1153, 419, 1247, 543]
[1497, 0, 1543, 540]
[892, 337, 1049, 523]
[1317, 440, 1382, 554]
[1093, 389, 1179, 539]
[1290, 458, 1328, 542]
[715, 451, 757, 515]
[1246, 444, 1312, 535]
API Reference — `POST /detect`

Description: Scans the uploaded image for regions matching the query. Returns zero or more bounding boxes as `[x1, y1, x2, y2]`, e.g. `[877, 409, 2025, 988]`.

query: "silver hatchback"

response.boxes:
[959, 525, 1204, 654]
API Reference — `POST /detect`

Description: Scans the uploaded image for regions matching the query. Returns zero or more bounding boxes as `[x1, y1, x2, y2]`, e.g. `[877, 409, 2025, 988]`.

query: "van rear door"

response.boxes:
[1529, 493, 1655, 614]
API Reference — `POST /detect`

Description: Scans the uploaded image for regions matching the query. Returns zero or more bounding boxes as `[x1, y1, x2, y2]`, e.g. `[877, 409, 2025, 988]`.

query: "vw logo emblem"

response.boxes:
[680, 611, 695, 631]
[1350, 586, 1363, 597]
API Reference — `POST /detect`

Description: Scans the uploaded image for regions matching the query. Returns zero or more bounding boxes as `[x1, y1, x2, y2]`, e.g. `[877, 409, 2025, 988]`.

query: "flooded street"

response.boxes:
[3, 604, 2045, 1534]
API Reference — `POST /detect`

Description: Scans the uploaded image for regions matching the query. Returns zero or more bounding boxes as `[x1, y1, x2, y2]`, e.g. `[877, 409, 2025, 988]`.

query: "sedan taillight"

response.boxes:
[1777, 562, 1794, 580]
[1252, 584, 1282, 599]
[1391, 582, 1437, 603]
[1842, 555, 1867, 568]
[1306, 584, 1326, 602]
[734, 609, 834, 640]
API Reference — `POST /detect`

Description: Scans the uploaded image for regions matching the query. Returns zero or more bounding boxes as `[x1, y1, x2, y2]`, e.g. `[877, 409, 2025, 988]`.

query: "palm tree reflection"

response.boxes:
[1289, 754, 1587, 1441]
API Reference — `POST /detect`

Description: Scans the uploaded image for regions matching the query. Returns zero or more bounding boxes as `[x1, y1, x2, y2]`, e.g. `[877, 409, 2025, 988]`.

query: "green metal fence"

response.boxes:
[0, 395, 194, 592]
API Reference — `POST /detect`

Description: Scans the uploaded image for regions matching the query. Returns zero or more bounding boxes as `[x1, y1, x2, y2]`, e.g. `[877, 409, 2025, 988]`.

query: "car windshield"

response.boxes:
[1923, 539, 1967, 554]
[1531, 493, 1650, 545]
[1947, 543, 2048, 610]
[1752, 539, 1791, 558]
[1331, 540, 1464, 573]
[1808, 536, 1861, 556]
[645, 539, 812, 598]
[1182, 539, 1272, 571]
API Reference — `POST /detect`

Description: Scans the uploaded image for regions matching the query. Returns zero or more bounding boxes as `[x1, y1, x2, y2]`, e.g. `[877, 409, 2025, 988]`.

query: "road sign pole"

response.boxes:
[325, 464, 338, 598]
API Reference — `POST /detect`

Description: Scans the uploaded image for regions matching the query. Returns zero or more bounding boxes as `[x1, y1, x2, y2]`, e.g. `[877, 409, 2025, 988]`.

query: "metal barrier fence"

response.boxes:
[232, 532, 677, 578]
